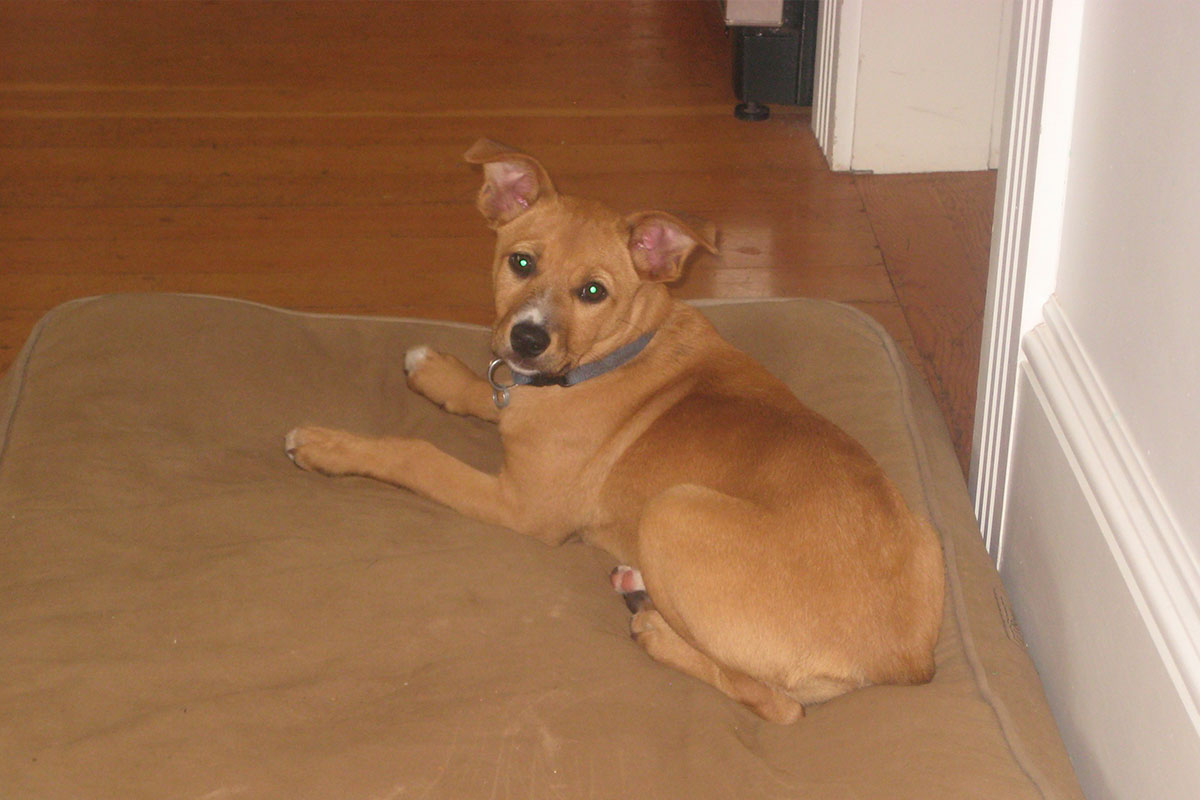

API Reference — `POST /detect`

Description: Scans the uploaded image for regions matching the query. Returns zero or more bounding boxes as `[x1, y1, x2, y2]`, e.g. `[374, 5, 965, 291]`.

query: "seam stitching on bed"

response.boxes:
[822, 299, 1056, 799]
[163, 291, 494, 331]
[0, 297, 98, 481]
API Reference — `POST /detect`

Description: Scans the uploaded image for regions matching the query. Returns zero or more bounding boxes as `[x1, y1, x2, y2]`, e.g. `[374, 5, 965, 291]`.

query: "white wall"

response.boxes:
[723, 0, 784, 27]
[1004, 366, 1200, 799]
[853, 0, 1008, 172]
[813, 0, 1011, 173]
[975, 1, 1200, 797]
[1053, 2, 1200, 538]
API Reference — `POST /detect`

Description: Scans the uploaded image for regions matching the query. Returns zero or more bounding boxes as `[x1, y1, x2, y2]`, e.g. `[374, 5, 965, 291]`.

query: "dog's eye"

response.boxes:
[508, 252, 536, 278]
[579, 281, 608, 303]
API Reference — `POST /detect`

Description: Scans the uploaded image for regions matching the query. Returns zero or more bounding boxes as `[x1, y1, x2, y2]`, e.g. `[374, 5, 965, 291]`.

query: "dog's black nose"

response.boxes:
[510, 322, 550, 358]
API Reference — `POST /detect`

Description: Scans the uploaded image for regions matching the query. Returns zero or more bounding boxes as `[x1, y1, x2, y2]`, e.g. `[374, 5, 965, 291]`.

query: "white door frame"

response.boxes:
[970, 0, 1084, 557]
[812, 0, 862, 171]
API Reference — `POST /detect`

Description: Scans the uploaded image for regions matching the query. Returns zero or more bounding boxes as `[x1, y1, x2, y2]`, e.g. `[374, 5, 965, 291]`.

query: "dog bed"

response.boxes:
[0, 293, 1081, 799]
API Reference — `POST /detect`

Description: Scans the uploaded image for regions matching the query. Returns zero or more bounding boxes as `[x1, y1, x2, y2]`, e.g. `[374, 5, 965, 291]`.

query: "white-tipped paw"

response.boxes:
[404, 345, 431, 375]
[284, 428, 302, 462]
[284, 426, 358, 476]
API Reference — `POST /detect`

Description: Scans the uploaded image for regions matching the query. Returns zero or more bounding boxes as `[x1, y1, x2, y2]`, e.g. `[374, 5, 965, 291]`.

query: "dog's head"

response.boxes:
[465, 138, 718, 378]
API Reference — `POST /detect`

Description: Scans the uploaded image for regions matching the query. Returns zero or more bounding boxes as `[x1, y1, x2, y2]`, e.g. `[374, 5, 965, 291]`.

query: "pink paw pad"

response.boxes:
[610, 566, 651, 613]
[610, 565, 645, 594]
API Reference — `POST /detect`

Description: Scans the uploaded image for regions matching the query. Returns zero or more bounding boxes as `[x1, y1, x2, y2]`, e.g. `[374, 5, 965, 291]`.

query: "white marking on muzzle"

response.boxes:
[512, 303, 548, 327]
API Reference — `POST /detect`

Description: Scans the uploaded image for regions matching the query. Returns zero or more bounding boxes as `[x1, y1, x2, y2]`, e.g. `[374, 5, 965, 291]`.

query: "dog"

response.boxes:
[285, 138, 944, 723]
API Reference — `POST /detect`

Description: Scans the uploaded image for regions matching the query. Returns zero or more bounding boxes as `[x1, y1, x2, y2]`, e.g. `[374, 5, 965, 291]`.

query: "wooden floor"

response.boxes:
[0, 0, 994, 475]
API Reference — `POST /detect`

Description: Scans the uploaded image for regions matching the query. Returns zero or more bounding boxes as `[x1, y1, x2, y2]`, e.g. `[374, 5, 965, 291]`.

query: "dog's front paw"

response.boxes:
[404, 345, 448, 400]
[404, 346, 480, 413]
[285, 426, 361, 476]
[404, 345, 432, 376]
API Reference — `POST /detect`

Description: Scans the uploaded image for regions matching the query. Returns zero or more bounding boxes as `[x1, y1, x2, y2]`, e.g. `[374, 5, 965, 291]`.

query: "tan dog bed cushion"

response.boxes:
[0, 294, 1081, 799]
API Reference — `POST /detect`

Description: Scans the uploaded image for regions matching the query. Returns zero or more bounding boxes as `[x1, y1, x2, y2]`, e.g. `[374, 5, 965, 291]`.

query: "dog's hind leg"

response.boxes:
[613, 561, 803, 721]
[628, 484, 806, 723]
[630, 607, 803, 723]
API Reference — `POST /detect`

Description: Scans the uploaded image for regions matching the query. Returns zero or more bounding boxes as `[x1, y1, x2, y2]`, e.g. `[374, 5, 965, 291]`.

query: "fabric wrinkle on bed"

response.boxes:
[0, 293, 1082, 800]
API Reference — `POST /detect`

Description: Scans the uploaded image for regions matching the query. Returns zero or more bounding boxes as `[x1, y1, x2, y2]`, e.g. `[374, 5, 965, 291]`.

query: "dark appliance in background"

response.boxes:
[729, 0, 819, 121]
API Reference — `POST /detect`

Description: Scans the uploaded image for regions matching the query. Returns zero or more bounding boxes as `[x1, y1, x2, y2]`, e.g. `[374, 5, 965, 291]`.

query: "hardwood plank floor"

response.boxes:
[856, 171, 996, 472]
[0, 0, 993, 476]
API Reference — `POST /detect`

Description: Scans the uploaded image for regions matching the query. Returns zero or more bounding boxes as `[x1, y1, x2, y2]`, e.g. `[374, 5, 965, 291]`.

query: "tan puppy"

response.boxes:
[286, 139, 944, 723]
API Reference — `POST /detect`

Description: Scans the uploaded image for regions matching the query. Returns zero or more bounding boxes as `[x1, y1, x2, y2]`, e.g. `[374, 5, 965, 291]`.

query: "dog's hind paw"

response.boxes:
[611, 566, 651, 612]
[610, 565, 645, 593]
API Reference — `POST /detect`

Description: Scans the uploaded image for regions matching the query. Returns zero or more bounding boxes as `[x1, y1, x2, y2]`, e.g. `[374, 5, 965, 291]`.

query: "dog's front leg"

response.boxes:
[285, 426, 516, 529]
[404, 346, 499, 423]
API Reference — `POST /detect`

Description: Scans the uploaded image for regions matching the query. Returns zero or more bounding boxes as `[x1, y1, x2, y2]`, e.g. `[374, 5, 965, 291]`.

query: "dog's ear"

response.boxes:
[626, 211, 719, 283]
[464, 138, 557, 227]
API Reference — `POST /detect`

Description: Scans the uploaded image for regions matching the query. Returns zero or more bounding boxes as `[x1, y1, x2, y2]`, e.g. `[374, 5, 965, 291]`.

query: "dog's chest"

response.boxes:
[499, 391, 612, 479]
[494, 384, 660, 530]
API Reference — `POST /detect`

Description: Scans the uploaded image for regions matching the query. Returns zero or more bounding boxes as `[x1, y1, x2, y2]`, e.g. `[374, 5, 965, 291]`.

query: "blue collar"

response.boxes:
[488, 331, 655, 408]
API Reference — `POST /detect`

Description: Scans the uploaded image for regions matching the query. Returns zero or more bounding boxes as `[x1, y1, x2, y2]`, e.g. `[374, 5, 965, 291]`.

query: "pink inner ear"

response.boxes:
[633, 221, 689, 276]
[635, 223, 665, 251]
[484, 160, 538, 220]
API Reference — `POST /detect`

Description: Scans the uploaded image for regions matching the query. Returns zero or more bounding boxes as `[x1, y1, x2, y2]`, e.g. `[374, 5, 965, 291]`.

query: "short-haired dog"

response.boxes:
[286, 139, 944, 722]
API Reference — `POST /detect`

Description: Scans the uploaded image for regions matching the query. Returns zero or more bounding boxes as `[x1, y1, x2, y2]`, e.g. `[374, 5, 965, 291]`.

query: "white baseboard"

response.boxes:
[1023, 298, 1200, 725]
[1005, 297, 1200, 796]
